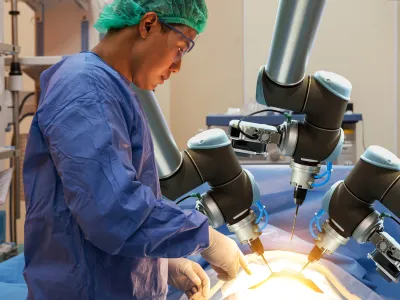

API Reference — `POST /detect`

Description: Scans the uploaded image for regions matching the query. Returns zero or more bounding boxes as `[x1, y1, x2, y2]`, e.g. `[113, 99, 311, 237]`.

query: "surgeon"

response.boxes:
[22, 0, 251, 299]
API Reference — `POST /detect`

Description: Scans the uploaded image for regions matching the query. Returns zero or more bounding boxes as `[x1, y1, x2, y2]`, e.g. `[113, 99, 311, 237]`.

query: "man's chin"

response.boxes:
[144, 83, 159, 91]
[132, 79, 158, 91]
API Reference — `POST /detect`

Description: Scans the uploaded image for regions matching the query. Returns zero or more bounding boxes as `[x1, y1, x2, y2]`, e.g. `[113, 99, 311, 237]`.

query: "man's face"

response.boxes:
[132, 13, 197, 90]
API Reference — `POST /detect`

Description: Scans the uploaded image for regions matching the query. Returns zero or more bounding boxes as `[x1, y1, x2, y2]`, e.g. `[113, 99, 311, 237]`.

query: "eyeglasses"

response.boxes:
[159, 20, 197, 63]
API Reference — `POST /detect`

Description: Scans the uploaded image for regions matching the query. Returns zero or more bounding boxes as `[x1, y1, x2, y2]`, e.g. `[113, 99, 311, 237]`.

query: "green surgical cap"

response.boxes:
[94, 0, 208, 34]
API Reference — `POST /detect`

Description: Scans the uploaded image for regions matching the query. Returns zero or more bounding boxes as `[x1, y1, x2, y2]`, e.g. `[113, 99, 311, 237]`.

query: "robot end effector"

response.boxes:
[307, 146, 400, 283]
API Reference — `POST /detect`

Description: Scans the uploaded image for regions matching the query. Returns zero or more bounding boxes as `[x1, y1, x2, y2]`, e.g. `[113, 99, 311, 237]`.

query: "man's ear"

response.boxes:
[139, 12, 159, 39]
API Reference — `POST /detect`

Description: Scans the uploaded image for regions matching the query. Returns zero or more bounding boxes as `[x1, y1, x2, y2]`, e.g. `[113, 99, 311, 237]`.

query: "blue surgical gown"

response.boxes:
[22, 52, 209, 300]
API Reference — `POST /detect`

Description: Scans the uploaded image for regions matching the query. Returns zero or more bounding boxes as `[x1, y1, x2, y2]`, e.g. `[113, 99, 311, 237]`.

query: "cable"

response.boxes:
[314, 162, 332, 180]
[314, 170, 328, 179]
[7, 102, 33, 241]
[316, 216, 324, 233]
[255, 202, 265, 224]
[176, 195, 192, 205]
[258, 220, 268, 232]
[237, 108, 291, 140]
[387, 252, 400, 263]
[311, 172, 331, 187]
[311, 162, 333, 187]
[380, 212, 400, 227]
[309, 216, 318, 239]
[255, 211, 264, 224]
[254, 201, 269, 232]
[19, 112, 35, 123]
[9, 158, 13, 242]
[389, 216, 400, 226]
[360, 119, 367, 151]
[309, 209, 325, 239]
[176, 193, 201, 205]
[19, 92, 35, 114]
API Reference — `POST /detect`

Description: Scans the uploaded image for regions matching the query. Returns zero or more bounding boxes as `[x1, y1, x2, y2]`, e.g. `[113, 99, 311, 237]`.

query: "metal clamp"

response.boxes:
[229, 120, 281, 145]
[0, 43, 20, 56]
[368, 231, 400, 283]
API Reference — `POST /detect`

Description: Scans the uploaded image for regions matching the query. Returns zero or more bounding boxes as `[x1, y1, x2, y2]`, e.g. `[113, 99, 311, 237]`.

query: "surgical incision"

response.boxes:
[249, 269, 322, 293]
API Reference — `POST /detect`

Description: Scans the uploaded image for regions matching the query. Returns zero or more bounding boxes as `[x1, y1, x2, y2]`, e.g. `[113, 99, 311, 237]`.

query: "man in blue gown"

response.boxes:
[22, 0, 249, 299]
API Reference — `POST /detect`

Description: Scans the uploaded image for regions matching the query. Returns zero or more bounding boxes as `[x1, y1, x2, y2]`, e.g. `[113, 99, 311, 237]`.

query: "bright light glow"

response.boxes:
[219, 251, 344, 300]
[242, 276, 324, 300]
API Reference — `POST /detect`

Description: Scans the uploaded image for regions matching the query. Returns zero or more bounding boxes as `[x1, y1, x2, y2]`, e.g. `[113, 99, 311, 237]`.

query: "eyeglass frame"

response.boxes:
[158, 19, 197, 60]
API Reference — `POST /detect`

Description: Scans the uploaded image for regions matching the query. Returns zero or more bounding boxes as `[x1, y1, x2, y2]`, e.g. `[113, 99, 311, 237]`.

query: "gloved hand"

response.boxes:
[168, 258, 210, 299]
[201, 227, 251, 281]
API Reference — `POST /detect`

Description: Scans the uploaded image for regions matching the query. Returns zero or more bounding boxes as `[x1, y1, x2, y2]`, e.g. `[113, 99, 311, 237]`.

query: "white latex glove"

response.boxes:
[201, 227, 251, 281]
[168, 258, 210, 299]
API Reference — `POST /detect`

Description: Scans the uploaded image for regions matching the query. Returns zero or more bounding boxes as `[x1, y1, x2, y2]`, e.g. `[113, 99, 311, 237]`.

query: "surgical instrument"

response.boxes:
[291, 204, 300, 241]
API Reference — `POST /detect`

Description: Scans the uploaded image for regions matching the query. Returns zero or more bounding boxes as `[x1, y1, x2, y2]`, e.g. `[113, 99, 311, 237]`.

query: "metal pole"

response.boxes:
[35, 5, 44, 56]
[133, 87, 183, 179]
[9, 0, 21, 243]
[265, 0, 326, 86]
[10, 0, 19, 63]
[81, 16, 89, 52]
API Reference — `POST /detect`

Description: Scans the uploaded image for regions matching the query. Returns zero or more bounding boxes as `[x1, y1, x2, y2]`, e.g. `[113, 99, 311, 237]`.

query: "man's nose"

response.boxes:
[170, 60, 182, 73]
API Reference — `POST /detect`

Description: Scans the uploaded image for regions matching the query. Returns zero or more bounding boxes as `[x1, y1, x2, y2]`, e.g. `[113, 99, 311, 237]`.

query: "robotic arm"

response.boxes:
[134, 88, 267, 258]
[306, 146, 400, 283]
[135, 0, 353, 257]
[229, 0, 352, 236]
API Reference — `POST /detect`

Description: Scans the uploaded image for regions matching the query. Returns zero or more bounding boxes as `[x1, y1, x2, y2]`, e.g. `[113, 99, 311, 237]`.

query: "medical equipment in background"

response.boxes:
[0, 0, 23, 248]
[228, 0, 351, 239]
[206, 112, 361, 166]
[3, 0, 110, 116]
[0, 0, 111, 248]
[1, 0, 109, 128]
[134, 88, 270, 265]
[3, 0, 102, 96]
[304, 146, 400, 283]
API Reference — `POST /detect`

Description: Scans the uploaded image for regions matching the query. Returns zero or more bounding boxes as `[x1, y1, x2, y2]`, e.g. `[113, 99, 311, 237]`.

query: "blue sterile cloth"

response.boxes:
[0, 253, 27, 299]
[0, 165, 399, 299]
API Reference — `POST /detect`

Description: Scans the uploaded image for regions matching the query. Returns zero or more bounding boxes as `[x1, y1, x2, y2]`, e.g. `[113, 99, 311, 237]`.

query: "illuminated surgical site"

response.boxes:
[209, 250, 367, 300]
